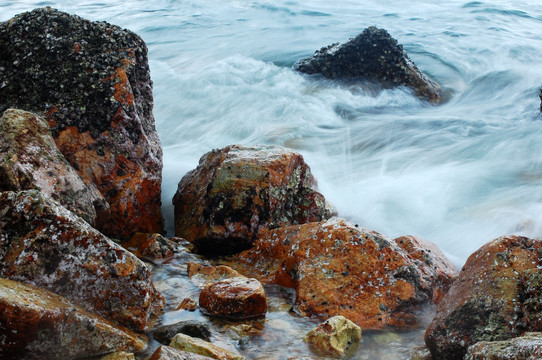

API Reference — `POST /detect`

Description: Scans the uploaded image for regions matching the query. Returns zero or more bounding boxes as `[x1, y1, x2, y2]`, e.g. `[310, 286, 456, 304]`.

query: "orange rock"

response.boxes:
[235, 217, 456, 329]
[176, 298, 198, 312]
[187, 262, 243, 286]
[149, 345, 214, 360]
[425, 235, 542, 360]
[199, 277, 267, 319]
[121, 233, 180, 260]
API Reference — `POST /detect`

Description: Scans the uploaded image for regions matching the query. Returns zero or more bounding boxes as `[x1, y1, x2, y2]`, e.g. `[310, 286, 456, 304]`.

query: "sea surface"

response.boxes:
[2, 1, 542, 358]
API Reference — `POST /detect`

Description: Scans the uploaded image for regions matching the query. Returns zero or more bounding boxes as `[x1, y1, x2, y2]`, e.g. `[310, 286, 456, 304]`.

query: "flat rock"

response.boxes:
[169, 333, 245, 360]
[303, 315, 362, 357]
[465, 332, 542, 360]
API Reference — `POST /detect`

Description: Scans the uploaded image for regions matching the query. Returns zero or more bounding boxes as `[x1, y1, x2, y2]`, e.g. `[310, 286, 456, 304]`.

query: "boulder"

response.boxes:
[149, 346, 214, 360]
[0, 7, 164, 239]
[303, 316, 362, 357]
[173, 145, 332, 255]
[425, 235, 542, 360]
[236, 217, 456, 329]
[169, 333, 245, 360]
[0, 108, 108, 226]
[293, 26, 442, 103]
[153, 320, 212, 344]
[0, 278, 146, 360]
[199, 277, 267, 319]
[121, 233, 180, 260]
[0, 190, 164, 331]
[464, 332, 542, 360]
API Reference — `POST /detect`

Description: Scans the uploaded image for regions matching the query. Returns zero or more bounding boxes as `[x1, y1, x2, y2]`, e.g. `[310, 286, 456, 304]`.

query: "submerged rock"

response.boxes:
[153, 320, 212, 344]
[464, 332, 542, 360]
[169, 333, 245, 360]
[149, 346, 214, 360]
[0, 278, 146, 359]
[425, 235, 542, 360]
[0, 108, 108, 226]
[236, 217, 456, 329]
[303, 315, 362, 357]
[0, 7, 164, 239]
[294, 26, 442, 103]
[173, 145, 332, 255]
[99, 352, 135, 360]
[0, 190, 164, 331]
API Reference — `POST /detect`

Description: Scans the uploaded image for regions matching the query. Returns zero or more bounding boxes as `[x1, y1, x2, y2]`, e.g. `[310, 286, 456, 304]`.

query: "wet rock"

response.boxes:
[303, 315, 362, 357]
[0, 190, 164, 331]
[169, 333, 246, 360]
[175, 298, 198, 312]
[187, 262, 243, 287]
[199, 277, 267, 319]
[100, 352, 135, 360]
[0, 278, 146, 360]
[464, 332, 542, 360]
[393, 235, 458, 303]
[0, 108, 108, 226]
[236, 217, 455, 329]
[410, 345, 432, 360]
[149, 346, 215, 360]
[173, 144, 332, 255]
[287, 357, 316, 360]
[121, 233, 180, 260]
[293, 26, 442, 103]
[153, 320, 212, 344]
[0, 7, 164, 239]
[425, 235, 542, 360]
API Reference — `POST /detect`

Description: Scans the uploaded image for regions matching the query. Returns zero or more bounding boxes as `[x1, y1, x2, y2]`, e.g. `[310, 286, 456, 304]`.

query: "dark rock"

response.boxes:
[0, 7, 164, 239]
[153, 320, 212, 344]
[0, 190, 164, 331]
[149, 346, 214, 360]
[293, 26, 442, 103]
[425, 235, 542, 360]
[173, 145, 333, 256]
[464, 332, 542, 360]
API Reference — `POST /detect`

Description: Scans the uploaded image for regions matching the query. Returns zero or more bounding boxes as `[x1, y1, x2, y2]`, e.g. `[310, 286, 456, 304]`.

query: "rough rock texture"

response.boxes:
[464, 333, 542, 360]
[169, 333, 245, 360]
[394, 235, 458, 303]
[100, 352, 135, 360]
[173, 145, 333, 255]
[425, 235, 542, 360]
[153, 320, 212, 344]
[199, 277, 267, 319]
[0, 278, 146, 360]
[303, 315, 362, 357]
[235, 217, 456, 329]
[0, 108, 108, 226]
[0, 190, 165, 331]
[0, 7, 164, 239]
[149, 346, 215, 360]
[121, 233, 180, 260]
[293, 26, 442, 103]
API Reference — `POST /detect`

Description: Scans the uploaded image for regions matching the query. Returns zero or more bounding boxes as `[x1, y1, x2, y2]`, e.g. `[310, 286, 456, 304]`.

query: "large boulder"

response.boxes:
[425, 235, 542, 360]
[0, 7, 163, 239]
[0, 278, 146, 359]
[294, 26, 442, 103]
[0, 108, 108, 226]
[464, 332, 542, 360]
[235, 217, 457, 329]
[0, 190, 164, 331]
[173, 145, 333, 255]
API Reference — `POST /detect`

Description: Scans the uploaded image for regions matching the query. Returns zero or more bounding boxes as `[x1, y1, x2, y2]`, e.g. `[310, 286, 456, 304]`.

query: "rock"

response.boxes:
[173, 145, 332, 255]
[187, 262, 243, 287]
[0, 108, 108, 226]
[303, 316, 362, 357]
[464, 332, 542, 360]
[236, 217, 456, 329]
[394, 235, 458, 303]
[153, 320, 212, 344]
[0, 7, 164, 239]
[425, 235, 542, 360]
[199, 277, 267, 319]
[0, 190, 164, 331]
[100, 352, 135, 360]
[293, 26, 442, 103]
[287, 357, 316, 360]
[410, 345, 432, 360]
[175, 298, 198, 312]
[121, 233, 180, 260]
[169, 333, 245, 360]
[149, 346, 215, 360]
[0, 278, 146, 360]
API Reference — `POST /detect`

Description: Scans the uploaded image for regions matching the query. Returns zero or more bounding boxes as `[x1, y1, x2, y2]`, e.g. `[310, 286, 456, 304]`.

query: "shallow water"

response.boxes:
[2, 1, 542, 358]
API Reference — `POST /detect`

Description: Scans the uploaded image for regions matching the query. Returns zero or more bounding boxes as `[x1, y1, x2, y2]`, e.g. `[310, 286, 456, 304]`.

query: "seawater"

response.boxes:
[2, 1, 542, 358]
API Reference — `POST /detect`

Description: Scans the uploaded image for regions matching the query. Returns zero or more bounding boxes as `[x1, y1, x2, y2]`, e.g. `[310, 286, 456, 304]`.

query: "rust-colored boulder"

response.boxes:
[0, 278, 146, 360]
[425, 235, 542, 360]
[0, 108, 108, 226]
[173, 145, 333, 255]
[236, 217, 456, 329]
[199, 277, 267, 319]
[0, 7, 163, 239]
[0, 190, 164, 331]
[464, 332, 542, 360]
[121, 233, 180, 260]
[149, 346, 214, 360]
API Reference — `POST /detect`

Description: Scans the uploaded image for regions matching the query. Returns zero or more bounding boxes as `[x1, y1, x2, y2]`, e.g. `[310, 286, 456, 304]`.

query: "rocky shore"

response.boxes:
[1, 7, 541, 360]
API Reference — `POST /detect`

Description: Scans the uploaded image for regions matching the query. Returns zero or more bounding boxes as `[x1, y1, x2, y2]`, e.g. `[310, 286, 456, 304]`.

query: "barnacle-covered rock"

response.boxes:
[0, 7, 163, 239]
[294, 26, 442, 103]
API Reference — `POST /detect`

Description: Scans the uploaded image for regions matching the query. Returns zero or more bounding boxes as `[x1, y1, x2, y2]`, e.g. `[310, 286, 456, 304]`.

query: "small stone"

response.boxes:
[121, 233, 179, 260]
[169, 333, 245, 360]
[187, 262, 243, 287]
[175, 298, 198, 312]
[148, 346, 214, 360]
[410, 345, 432, 360]
[153, 320, 212, 344]
[303, 315, 362, 357]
